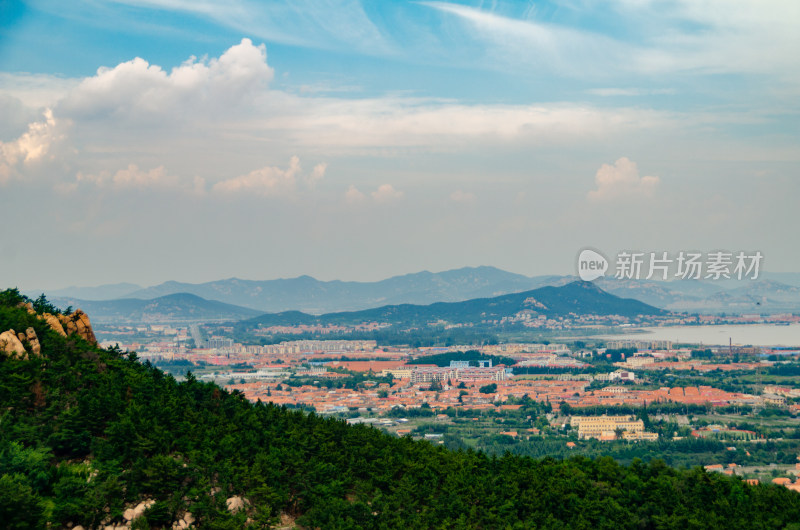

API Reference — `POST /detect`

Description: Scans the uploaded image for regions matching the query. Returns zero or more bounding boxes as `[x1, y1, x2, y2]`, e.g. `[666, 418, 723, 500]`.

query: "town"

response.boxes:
[96, 322, 800, 487]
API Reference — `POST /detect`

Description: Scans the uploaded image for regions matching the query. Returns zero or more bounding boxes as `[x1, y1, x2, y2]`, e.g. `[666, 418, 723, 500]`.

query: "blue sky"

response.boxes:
[1, 0, 799, 289]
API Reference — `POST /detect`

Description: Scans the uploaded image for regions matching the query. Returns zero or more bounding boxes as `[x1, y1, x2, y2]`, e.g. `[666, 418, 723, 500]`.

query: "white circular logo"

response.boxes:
[577, 249, 608, 281]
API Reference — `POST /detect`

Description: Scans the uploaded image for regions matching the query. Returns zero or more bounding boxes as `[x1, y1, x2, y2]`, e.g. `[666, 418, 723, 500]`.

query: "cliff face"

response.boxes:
[57, 309, 98, 344]
[0, 302, 97, 359]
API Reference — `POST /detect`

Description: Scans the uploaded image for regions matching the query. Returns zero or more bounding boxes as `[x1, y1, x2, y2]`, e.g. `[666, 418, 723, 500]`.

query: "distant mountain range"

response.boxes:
[595, 276, 800, 315]
[34, 282, 145, 301]
[50, 293, 262, 324]
[29, 266, 800, 322]
[34, 267, 557, 313]
[243, 281, 664, 329]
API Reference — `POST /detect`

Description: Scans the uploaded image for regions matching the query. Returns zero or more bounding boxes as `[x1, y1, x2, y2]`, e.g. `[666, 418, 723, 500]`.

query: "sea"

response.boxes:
[591, 324, 800, 347]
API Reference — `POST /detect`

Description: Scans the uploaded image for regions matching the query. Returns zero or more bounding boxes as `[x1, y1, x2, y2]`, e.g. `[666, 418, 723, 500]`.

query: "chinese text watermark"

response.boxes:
[577, 250, 762, 281]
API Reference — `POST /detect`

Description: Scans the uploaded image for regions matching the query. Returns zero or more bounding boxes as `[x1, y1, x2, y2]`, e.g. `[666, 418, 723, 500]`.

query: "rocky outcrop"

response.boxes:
[12, 301, 97, 345]
[9, 327, 42, 358]
[122, 499, 155, 523]
[25, 327, 41, 355]
[226, 495, 249, 513]
[42, 313, 67, 336]
[171, 512, 195, 529]
[31, 308, 97, 344]
[57, 310, 97, 344]
[0, 329, 26, 359]
[277, 512, 297, 530]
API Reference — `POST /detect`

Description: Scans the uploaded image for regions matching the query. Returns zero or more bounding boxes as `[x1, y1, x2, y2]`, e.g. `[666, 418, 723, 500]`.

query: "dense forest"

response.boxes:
[2, 289, 800, 529]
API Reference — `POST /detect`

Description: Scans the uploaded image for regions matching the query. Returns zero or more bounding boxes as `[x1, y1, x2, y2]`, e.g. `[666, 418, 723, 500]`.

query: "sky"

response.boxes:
[1, 0, 799, 290]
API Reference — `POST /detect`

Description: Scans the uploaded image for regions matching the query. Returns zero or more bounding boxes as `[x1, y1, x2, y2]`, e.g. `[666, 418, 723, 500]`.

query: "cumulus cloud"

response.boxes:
[449, 190, 476, 204]
[59, 38, 273, 122]
[212, 156, 325, 196]
[58, 155, 324, 197]
[371, 184, 404, 203]
[345, 185, 367, 204]
[587, 157, 660, 201]
[0, 38, 688, 191]
[62, 164, 205, 194]
[0, 39, 700, 198]
[0, 109, 63, 184]
[345, 184, 404, 204]
[0, 94, 42, 140]
[305, 162, 327, 189]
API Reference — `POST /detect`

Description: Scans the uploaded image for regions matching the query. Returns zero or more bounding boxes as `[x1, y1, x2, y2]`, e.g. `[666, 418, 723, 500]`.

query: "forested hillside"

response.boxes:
[2, 289, 799, 529]
[244, 280, 664, 329]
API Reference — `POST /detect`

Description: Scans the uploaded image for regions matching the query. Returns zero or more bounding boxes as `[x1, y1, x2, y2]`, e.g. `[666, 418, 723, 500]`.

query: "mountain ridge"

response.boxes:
[50, 292, 262, 323]
[29, 267, 800, 316]
[243, 280, 665, 329]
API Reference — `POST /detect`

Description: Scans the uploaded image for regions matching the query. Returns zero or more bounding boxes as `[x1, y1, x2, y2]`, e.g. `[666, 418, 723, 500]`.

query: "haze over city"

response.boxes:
[2, 1, 799, 290]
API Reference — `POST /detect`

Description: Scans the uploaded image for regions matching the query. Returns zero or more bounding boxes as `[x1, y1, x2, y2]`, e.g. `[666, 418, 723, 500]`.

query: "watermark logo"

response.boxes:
[577, 248, 609, 281]
[576, 249, 763, 281]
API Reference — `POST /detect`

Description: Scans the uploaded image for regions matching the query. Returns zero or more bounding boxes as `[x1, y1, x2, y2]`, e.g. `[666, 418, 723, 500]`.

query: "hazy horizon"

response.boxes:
[18, 265, 800, 295]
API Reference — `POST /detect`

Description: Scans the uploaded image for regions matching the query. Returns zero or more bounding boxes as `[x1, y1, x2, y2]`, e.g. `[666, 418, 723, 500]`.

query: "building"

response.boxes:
[207, 336, 234, 349]
[381, 367, 414, 379]
[262, 339, 377, 354]
[410, 368, 457, 384]
[607, 340, 672, 351]
[609, 370, 636, 382]
[570, 415, 646, 440]
[410, 366, 507, 384]
[622, 431, 659, 441]
[456, 367, 507, 383]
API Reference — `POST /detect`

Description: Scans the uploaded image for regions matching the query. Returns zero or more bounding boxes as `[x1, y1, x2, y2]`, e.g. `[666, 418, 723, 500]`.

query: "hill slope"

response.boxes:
[244, 280, 665, 328]
[2, 289, 798, 529]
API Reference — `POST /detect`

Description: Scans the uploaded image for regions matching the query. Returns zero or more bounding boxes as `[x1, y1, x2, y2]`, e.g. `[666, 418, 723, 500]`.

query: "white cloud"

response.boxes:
[345, 185, 367, 204]
[106, 0, 393, 55]
[306, 162, 327, 189]
[59, 38, 273, 122]
[0, 73, 80, 109]
[212, 156, 325, 196]
[633, 0, 800, 77]
[0, 38, 772, 199]
[421, 2, 637, 78]
[345, 183, 404, 204]
[449, 190, 476, 204]
[272, 98, 676, 152]
[371, 183, 404, 203]
[58, 156, 325, 197]
[587, 157, 660, 201]
[63, 164, 205, 194]
[0, 109, 63, 184]
[0, 39, 698, 189]
[423, 1, 800, 80]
